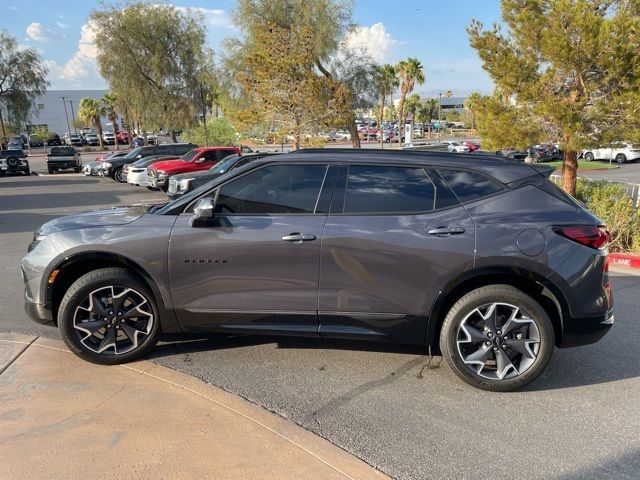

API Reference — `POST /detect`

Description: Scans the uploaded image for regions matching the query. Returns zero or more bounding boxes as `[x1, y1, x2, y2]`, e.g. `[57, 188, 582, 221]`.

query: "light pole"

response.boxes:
[60, 96, 71, 136]
[68, 99, 77, 134]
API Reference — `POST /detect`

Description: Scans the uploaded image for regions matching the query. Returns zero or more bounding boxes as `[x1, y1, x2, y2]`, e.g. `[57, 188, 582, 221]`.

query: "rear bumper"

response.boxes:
[559, 310, 614, 348]
[1, 163, 29, 173]
[48, 161, 79, 170]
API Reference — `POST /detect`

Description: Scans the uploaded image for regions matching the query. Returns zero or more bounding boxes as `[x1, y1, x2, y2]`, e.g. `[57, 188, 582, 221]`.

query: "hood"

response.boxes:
[151, 159, 189, 172]
[36, 204, 151, 237]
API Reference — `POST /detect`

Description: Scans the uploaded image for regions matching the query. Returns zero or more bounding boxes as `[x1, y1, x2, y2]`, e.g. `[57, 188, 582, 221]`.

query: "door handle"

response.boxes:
[282, 233, 317, 242]
[428, 226, 465, 236]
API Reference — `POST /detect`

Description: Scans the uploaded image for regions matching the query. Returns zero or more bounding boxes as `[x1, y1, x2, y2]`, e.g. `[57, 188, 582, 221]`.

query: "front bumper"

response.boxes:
[559, 309, 614, 348]
[24, 296, 54, 325]
[149, 175, 169, 189]
[127, 170, 149, 186]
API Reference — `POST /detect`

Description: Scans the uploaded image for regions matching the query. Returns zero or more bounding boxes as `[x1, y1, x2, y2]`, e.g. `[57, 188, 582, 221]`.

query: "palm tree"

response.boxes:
[464, 92, 483, 130]
[101, 93, 120, 150]
[78, 98, 105, 148]
[373, 63, 399, 148]
[395, 58, 425, 147]
[418, 98, 439, 132]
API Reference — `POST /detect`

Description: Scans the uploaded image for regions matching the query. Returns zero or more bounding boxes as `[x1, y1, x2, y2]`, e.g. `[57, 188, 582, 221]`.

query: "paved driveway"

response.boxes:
[1, 174, 638, 480]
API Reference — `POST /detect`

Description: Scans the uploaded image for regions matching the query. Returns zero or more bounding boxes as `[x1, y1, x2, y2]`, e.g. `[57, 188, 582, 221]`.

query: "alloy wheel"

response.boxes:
[456, 302, 541, 381]
[73, 285, 154, 355]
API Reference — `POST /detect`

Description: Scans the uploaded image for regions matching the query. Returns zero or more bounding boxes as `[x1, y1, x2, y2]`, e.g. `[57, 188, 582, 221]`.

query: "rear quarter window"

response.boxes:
[437, 168, 505, 204]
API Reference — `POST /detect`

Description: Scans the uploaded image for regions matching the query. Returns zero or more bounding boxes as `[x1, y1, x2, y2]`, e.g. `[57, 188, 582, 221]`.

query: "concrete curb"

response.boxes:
[0, 333, 388, 480]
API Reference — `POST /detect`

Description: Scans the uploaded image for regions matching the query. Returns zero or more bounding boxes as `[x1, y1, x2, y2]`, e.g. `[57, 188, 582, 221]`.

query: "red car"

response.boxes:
[462, 140, 480, 152]
[147, 146, 240, 191]
[116, 131, 131, 144]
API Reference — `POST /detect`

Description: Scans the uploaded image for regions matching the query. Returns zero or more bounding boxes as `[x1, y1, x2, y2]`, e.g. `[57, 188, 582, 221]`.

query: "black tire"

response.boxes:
[58, 267, 160, 365]
[439, 284, 554, 392]
[0, 170, 5, 177]
[615, 153, 626, 164]
[24, 168, 30, 176]
[48, 167, 55, 174]
[74, 166, 81, 173]
[113, 167, 125, 182]
[146, 186, 158, 191]
[584, 152, 594, 162]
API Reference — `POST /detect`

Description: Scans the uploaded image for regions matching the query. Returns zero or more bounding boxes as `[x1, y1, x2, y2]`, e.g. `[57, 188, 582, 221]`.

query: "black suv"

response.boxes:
[96, 143, 197, 182]
[22, 149, 613, 391]
[0, 149, 30, 176]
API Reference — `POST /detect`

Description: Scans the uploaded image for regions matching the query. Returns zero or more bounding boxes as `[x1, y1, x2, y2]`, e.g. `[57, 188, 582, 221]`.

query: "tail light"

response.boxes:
[552, 225, 610, 250]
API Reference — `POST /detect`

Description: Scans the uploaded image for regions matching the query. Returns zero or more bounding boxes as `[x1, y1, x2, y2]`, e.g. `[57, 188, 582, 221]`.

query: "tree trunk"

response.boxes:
[379, 94, 385, 149]
[0, 106, 6, 142]
[113, 116, 119, 150]
[170, 130, 177, 143]
[397, 92, 405, 149]
[96, 118, 104, 149]
[349, 120, 361, 148]
[562, 149, 578, 196]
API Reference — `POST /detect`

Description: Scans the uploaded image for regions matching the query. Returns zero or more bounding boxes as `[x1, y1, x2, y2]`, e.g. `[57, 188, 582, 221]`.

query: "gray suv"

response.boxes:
[21, 150, 614, 391]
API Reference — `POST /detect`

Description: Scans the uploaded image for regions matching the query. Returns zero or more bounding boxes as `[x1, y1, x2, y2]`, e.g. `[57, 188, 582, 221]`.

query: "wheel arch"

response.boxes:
[425, 267, 568, 350]
[46, 251, 180, 333]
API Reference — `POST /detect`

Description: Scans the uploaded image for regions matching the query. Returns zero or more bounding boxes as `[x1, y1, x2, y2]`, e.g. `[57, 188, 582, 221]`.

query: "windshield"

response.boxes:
[210, 155, 239, 173]
[124, 147, 144, 158]
[180, 149, 199, 161]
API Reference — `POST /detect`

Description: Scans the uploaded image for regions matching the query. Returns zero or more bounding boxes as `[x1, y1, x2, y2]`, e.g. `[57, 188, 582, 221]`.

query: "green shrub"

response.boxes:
[575, 179, 640, 253]
[183, 118, 237, 147]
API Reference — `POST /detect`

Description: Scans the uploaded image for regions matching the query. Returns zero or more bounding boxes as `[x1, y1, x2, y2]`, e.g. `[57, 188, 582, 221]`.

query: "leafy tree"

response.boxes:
[78, 98, 105, 148]
[395, 58, 425, 147]
[404, 93, 422, 136]
[91, 4, 213, 142]
[183, 117, 237, 147]
[373, 63, 399, 147]
[101, 93, 120, 149]
[416, 98, 439, 132]
[464, 92, 483, 130]
[468, 0, 640, 195]
[0, 31, 49, 140]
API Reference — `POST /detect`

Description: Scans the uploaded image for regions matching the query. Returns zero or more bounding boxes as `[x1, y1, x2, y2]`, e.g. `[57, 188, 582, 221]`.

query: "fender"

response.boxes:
[46, 251, 181, 333]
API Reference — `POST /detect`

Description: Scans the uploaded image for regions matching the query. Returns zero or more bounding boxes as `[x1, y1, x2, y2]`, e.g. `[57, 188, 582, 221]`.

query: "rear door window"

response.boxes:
[218, 149, 236, 161]
[437, 168, 504, 204]
[343, 165, 438, 214]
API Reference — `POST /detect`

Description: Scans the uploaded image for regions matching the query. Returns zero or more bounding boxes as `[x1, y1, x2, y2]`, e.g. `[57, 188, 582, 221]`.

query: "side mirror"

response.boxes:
[190, 197, 215, 227]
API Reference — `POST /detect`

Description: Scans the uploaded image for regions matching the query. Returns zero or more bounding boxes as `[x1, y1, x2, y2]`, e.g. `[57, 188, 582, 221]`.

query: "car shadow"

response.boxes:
[0, 213, 62, 234]
[0, 178, 100, 188]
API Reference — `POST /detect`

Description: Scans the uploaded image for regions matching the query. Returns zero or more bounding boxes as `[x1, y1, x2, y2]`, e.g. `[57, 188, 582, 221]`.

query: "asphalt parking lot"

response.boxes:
[1, 173, 639, 480]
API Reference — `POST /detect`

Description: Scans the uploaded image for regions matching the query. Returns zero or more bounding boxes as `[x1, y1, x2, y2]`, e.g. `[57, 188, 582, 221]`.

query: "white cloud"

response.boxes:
[173, 5, 235, 29]
[9, 6, 18, 11]
[26, 22, 53, 41]
[56, 21, 69, 29]
[344, 23, 404, 64]
[59, 22, 98, 80]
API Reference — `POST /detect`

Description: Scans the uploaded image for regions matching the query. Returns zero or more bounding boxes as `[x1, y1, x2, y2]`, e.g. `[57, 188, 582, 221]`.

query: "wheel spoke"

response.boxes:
[122, 300, 148, 319]
[463, 344, 492, 367]
[495, 349, 517, 379]
[506, 339, 537, 359]
[120, 323, 144, 348]
[74, 319, 105, 335]
[459, 323, 487, 344]
[480, 304, 497, 332]
[111, 288, 130, 314]
[97, 327, 116, 353]
[90, 294, 109, 316]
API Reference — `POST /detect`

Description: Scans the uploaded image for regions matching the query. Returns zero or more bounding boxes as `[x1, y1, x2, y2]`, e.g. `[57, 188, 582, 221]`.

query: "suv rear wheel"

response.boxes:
[440, 285, 554, 391]
[58, 268, 160, 364]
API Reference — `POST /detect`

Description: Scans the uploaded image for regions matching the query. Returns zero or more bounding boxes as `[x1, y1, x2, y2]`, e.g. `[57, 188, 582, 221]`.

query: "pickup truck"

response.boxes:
[47, 146, 81, 174]
[147, 146, 240, 191]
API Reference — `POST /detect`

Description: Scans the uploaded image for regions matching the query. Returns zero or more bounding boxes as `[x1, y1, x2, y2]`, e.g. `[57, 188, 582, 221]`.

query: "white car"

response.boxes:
[444, 141, 470, 153]
[582, 142, 640, 164]
[126, 164, 149, 186]
[102, 131, 116, 145]
[335, 130, 351, 140]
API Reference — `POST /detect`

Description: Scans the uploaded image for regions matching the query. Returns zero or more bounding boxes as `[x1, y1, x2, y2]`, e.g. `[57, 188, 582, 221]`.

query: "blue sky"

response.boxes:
[2, 0, 501, 96]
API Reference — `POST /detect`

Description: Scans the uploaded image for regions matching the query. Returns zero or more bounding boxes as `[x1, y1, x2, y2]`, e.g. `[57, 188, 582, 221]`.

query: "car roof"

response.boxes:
[277, 148, 546, 184]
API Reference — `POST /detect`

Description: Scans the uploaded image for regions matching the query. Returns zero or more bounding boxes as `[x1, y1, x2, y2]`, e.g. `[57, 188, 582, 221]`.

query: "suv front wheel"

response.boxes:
[58, 268, 160, 364]
[440, 285, 554, 391]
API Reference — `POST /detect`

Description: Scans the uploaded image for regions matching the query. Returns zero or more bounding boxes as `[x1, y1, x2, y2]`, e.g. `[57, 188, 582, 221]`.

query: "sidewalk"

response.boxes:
[0, 333, 387, 480]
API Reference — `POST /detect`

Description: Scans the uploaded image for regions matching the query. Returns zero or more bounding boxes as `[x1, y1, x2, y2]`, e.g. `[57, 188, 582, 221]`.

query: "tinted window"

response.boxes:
[343, 166, 436, 213]
[218, 149, 236, 161]
[201, 150, 218, 162]
[437, 168, 504, 203]
[216, 164, 328, 214]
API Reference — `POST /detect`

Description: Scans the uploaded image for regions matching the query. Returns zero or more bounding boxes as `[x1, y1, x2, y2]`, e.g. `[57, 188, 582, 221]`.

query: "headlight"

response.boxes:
[178, 178, 193, 191]
[102, 162, 112, 168]
[157, 170, 167, 176]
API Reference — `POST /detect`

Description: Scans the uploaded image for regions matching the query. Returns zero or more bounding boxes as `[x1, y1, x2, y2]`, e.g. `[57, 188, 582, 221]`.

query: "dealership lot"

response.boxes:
[1, 174, 639, 480]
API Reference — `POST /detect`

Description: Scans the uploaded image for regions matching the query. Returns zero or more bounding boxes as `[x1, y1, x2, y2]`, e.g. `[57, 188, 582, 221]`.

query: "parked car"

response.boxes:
[125, 155, 177, 187]
[9, 135, 27, 148]
[64, 133, 83, 147]
[381, 130, 404, 143]
[29, 134, 45, 148]
[0, 149, 29, 176]
[132, 137, 145, 148]
[22, 149, 613, 391]
[84, 151, 130, 176]
[7, 139, 23, 150]
[83, 133, 101, 146]
[102, 131, 116, 145]
[147, 146, 240, 191]
[462, 140, 480, 152]
[47, 146, 81, 174]
[96, 143, 197, 182]
[528, 144, 562, 163]
[582, 142, 640, 164]
[146, 135, 157, 145]
[358, 128, 379, 141]
[444, 141, 470, 153]
[496, 148, 528, 161]
[46, 133, 62, 146]
[334, 130, 351, 141]
[167, 152, 282, 199]
[116, 131, 130, 144]
[95, 151, 129, 163]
